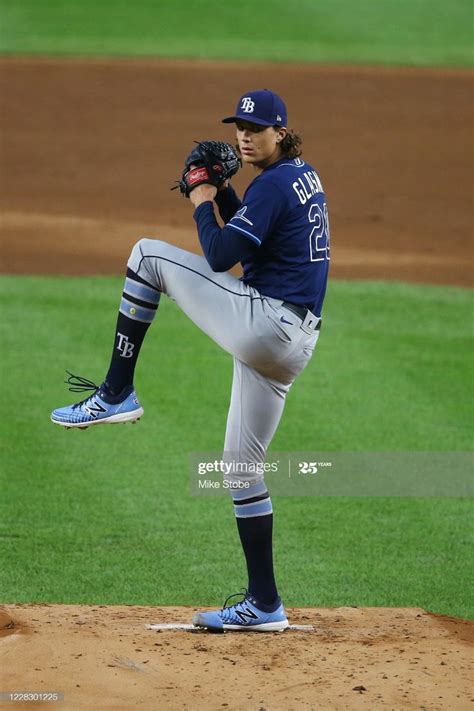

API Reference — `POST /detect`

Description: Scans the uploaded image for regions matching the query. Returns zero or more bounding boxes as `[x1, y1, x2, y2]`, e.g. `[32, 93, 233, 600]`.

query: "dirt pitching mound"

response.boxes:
[1, 604, 472, 710]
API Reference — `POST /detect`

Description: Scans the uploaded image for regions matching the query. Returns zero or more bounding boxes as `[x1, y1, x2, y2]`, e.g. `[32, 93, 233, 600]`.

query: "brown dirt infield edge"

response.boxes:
[1, 57, 472, 285]
[1, 58, 473, 709]
[1, 604, 473, 710]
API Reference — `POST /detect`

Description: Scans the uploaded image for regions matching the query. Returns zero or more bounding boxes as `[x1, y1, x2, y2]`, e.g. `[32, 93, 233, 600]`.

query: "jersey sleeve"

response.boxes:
[214, 184, 242, 223]
[224, 178, 288, 247]
[193, 201, 259, 272]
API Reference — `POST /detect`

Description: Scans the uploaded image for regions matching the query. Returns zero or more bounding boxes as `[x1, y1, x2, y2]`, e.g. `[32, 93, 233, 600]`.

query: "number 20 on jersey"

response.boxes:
[308, 202, 330, 262]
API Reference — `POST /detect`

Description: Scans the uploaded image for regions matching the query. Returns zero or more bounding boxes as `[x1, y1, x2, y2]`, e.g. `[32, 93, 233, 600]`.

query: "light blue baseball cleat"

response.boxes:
[192, 591, 289, 632]
[51, 372, 144, 429]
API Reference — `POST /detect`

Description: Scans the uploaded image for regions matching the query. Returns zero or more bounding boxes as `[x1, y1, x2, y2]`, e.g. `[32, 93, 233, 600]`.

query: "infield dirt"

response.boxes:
[0, 58, 472, 709]
[1, 604, 473, 710]
[1, 58, 472, 286]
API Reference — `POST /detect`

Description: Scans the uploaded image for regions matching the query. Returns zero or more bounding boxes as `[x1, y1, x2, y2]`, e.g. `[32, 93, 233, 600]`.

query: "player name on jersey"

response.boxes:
[292, 170, 324, 205]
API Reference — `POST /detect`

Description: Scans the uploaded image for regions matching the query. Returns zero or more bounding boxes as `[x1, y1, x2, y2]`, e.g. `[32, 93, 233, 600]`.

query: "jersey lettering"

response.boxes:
[292, 171, 324, 205]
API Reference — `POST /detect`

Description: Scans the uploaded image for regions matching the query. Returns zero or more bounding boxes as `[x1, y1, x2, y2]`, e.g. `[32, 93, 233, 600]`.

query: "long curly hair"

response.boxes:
[279, 129, 303, 159]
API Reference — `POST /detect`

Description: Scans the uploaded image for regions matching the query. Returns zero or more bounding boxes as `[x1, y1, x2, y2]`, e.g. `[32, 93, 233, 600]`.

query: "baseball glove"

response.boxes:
[171, 140, 241, 197]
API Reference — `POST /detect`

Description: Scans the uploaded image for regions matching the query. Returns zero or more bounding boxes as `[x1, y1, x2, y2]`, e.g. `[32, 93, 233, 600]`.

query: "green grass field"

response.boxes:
[1, 0, 473, 620]
[0, 0, 472, 66]
[1, 276, 472, 617]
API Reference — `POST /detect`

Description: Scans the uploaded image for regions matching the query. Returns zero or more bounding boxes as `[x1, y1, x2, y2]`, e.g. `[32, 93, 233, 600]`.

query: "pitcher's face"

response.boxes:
[235, 120, 287, 169]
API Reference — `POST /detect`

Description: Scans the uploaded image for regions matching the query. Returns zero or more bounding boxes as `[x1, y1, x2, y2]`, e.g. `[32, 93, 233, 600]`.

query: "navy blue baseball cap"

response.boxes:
[222, 89, 287, 127]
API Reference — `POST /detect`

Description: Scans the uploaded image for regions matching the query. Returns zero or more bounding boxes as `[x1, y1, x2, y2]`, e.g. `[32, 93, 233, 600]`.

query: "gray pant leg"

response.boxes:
[128, 239, 318, 594]
[128, 238, 262, 364]
[223, 359, 290, 486]
[128, 237, 320, 492]
[131, 239, 285, 464]
[127, 238, 318, 385]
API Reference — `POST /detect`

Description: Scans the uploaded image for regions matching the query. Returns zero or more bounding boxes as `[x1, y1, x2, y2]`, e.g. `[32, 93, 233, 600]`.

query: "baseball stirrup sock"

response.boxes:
[231, 480, 278, 607]
[104, 268, 161, 395]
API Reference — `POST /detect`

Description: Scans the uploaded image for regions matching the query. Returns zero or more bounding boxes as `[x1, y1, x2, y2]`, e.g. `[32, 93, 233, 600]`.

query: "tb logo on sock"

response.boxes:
[116, 332, 135, 358]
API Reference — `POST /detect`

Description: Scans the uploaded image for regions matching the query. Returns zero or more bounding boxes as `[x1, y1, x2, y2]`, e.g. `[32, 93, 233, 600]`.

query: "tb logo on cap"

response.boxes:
[240, 97, 255, 113]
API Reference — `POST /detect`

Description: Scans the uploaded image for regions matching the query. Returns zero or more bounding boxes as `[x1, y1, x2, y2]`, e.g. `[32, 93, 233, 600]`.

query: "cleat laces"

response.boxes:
[64, 371, 101, 410]
[220, 589, 252, 623]
[223, 589, 248, 610]
[65, 371, 100, 392]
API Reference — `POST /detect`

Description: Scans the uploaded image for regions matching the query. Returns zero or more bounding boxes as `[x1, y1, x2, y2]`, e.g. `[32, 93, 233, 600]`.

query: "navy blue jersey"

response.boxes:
[194, 157, 330, 316]
[225, 158, 330, 316]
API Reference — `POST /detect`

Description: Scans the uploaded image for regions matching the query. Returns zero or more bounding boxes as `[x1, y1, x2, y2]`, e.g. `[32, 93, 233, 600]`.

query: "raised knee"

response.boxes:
[128, 238, 167, 272]
[130, 237, 163, 259]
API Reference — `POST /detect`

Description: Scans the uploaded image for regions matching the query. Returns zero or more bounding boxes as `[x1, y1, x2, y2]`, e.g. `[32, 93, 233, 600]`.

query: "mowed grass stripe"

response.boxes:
[0, 276, 472, 616]
[0, 0, 472, 67]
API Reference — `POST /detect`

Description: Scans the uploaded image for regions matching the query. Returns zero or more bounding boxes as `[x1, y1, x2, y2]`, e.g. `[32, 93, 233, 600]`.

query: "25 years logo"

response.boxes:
[298, 461, 332, 475]
[299, 462, 318, 474]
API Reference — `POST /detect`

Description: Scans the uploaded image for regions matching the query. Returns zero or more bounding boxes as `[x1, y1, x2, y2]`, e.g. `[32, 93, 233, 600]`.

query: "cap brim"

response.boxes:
[221, 115, 275, 126]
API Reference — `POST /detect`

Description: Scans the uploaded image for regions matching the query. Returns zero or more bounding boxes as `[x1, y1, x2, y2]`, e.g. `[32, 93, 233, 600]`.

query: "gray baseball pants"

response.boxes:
[128, 239, 320, 482]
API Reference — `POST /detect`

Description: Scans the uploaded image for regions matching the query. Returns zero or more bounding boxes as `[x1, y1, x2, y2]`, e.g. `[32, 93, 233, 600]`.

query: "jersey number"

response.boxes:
[308, 203, 330, 262]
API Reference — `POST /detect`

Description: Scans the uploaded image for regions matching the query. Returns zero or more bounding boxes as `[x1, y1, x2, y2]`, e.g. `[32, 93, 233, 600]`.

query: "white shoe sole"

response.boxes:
[193, 616, 289, 632]
[51, 407, 144, 429]
[222, 620, 289, 632]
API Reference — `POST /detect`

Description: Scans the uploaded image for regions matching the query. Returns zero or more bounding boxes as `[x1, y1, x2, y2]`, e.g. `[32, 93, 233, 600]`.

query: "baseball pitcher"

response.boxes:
[51, 89, 330, 632]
